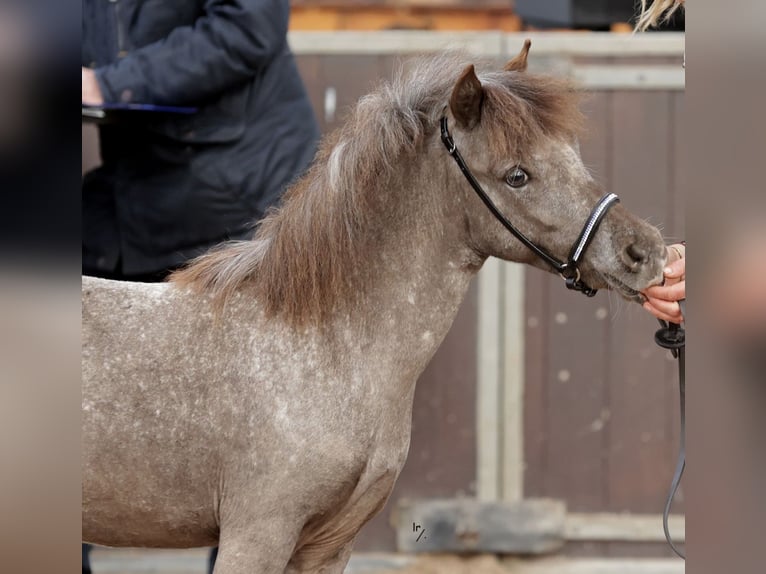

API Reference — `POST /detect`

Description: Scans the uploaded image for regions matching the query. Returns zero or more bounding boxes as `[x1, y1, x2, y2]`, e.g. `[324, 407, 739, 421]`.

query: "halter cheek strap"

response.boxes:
[440, 116, 619, 297]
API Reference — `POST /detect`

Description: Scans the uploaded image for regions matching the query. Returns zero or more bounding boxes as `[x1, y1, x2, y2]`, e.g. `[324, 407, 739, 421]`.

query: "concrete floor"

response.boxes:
[89, 548, 685, 574]
[89, 548, 414, 574]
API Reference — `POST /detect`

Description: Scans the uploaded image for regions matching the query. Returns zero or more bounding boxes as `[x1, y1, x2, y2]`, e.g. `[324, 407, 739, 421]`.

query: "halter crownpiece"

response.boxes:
[440, 115, 620, 297]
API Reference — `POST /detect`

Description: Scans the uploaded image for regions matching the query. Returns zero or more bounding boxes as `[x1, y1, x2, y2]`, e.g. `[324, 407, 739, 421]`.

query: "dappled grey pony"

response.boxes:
[82, 43, 667, 573]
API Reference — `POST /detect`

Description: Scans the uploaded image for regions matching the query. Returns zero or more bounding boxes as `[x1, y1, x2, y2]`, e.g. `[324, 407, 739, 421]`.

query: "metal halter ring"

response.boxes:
[559, 266, 580, 284]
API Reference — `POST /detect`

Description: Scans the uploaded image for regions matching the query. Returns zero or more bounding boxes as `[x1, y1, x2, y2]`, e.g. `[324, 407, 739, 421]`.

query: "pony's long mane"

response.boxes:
[170, 52, 583, 326]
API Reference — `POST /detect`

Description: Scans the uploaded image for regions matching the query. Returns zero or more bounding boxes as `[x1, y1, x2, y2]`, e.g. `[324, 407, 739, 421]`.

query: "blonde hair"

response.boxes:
[635, 0, 684, 32]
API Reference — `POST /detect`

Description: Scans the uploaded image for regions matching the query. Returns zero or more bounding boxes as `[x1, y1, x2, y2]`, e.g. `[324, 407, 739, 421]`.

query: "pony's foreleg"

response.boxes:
[212, 529, 299, 574]
[284, 540, 354, 574]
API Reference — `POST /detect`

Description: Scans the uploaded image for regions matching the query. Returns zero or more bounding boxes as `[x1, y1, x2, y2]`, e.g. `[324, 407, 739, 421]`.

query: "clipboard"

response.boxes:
[82, 103, 198, 123]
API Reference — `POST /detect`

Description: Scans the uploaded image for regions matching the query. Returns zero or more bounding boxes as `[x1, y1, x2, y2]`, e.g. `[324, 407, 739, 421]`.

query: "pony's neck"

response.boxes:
[344, 147, 484, 383]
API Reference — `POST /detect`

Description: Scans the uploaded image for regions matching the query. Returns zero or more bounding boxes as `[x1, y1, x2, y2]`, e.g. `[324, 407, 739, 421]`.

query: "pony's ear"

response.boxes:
[504, 39, 532, 72]
[450, 64, 484, 130]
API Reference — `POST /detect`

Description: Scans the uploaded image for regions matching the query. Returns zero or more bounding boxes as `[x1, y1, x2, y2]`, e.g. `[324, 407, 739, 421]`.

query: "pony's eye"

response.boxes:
[505, 167, 529, 188]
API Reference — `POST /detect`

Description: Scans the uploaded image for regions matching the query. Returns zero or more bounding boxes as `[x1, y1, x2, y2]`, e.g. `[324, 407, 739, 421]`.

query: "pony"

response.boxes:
[82, 43, 666, 573]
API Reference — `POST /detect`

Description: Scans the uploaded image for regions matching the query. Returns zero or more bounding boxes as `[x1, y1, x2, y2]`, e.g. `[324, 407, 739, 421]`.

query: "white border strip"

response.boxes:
[571, 65, 684, 90]
[288, 31, 684, 57]
[501, 262, 525, 503]
[476, 257, 502, 501]
[565, 513, 685, 543]
[289, 31, 504, 56]
[504, 32, 684, 56]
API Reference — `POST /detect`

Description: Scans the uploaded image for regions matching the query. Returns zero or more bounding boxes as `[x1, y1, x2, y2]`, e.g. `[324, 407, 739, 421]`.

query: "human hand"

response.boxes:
[642, 243, 685, 323]
[82, 67, 104, 105]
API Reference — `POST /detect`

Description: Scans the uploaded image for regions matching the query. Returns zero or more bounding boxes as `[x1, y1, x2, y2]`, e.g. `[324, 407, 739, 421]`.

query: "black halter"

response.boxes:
[440, 116, 620, 297]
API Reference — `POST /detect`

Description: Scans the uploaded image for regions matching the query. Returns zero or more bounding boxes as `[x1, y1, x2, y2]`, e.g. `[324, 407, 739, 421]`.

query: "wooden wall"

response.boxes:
[522, 84, 685, 559]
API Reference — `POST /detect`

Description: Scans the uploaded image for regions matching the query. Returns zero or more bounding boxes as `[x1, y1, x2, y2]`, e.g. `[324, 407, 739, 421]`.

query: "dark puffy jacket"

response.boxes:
[82, 0, 319, 275]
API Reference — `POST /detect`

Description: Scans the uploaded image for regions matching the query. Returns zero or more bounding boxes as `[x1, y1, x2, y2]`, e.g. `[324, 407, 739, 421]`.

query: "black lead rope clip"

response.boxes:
[655, 320, 685, 358]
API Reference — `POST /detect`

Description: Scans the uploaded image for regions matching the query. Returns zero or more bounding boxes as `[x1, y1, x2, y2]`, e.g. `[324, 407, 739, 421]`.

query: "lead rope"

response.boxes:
[654, 316, 686, 560]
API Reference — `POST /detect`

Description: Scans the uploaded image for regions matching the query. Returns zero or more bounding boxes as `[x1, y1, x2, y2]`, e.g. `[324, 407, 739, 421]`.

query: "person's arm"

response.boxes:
[94, 0, 289, 105]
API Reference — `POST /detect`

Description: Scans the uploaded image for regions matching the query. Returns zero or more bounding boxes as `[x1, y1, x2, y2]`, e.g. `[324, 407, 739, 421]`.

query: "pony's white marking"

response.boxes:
[328, 141, 347, 192]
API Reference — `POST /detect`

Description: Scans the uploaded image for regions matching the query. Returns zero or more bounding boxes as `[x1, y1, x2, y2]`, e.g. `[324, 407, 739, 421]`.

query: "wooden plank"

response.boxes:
[571, 66, 684, 90]
[289, 8, 519, 31]
[395, 498, 566, 554]
[289, 30, 505, 56]
[294, 54, 325, 133]
[580, 90, 612, 185]
[501, 262, 525, 502]
[504, 33, 684, 57]
[606, 91, 678, 514]
[564, 513, 684, 542]
[317, 54, 382, 133]
[292, 0, 518, 8]
[477, 258, 502, 501]
[288, 31, 684, 56]
[542, 272, 611, 511]
[669, 92, 686, 242]
[290, 7, 522, 32]
[522, 266, 549, 501]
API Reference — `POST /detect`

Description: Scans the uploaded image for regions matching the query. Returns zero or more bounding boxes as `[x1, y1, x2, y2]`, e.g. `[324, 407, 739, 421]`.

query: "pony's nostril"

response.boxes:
[622, 243, 648, 270]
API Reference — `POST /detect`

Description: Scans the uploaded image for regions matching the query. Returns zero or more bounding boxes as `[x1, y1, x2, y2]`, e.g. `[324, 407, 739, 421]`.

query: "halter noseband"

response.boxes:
[440, 116, 619, 297]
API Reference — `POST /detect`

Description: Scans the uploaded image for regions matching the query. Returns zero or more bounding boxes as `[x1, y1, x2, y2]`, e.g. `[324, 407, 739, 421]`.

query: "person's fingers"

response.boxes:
[81, 67, 104, 105]
[647, 299, 681, 317]
[668, 242, 686, 259]
[643, 280, 685, 302]
[663, 256, 685, 279]
[665, 245, 681, 266]
[643, 300, 683, 324]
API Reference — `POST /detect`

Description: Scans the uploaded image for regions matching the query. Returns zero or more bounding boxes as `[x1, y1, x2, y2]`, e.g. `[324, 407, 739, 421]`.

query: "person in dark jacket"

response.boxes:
[81, 0, 319, 279]
[81, 1, 318, 572]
